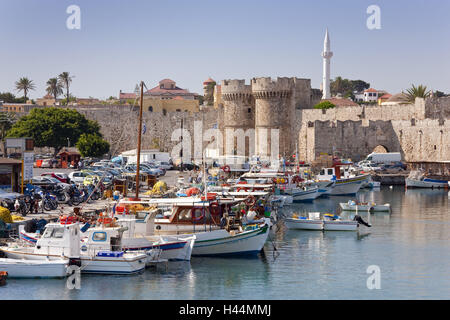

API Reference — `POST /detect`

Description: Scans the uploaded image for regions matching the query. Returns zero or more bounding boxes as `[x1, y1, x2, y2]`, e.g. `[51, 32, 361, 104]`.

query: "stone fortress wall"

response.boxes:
[71, 89, 449, 165]
[298, 97, 450, 163]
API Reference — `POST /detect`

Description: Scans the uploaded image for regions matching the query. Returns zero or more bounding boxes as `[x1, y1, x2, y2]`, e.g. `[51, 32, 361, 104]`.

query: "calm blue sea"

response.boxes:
[2, 186, 449, 300]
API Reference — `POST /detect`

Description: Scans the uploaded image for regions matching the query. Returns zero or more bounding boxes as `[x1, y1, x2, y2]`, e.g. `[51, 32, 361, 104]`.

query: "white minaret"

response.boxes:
[321, 28, 333, 99]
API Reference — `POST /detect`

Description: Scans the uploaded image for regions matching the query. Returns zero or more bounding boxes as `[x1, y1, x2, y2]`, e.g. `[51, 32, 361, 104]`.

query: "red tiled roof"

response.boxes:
[364, 88, 378, 93]
[321, 98, 359, 107]
[119, 92, 137, 100]
[145, 86, 191, 95]
[379, 93, 392, 99]
[159, 79, 176, 84]
[173, 96, 185, 100]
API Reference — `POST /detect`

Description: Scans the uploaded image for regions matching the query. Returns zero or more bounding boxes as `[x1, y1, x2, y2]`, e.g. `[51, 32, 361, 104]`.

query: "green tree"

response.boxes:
[330, 77, 370, 97]
[403, 84, 431, 103]
[60, 94, 77, 106]
[15, 77, 35, 102]
[46, 77, 63, 101]
[76, 133, 110, 158]
[204, 82, 216, 106]
[7, 107, 101, 156]
[58, 72, 73, 105]
[0, 112, 16, 156]
[314, 101, 336, 109]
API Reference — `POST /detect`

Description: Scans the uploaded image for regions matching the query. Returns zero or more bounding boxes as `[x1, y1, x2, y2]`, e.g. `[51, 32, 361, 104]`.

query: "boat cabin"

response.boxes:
[81, 226, 128, 254]
[317, 162, 356, 181]
[35, 222, 81, 258]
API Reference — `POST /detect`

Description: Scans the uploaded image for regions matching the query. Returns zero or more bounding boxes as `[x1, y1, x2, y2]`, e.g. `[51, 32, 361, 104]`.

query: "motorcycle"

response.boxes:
[14, 196, 31, 216]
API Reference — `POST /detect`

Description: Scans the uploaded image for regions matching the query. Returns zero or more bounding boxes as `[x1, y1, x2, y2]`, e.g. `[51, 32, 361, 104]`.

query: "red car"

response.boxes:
[41, 172, 70, 183]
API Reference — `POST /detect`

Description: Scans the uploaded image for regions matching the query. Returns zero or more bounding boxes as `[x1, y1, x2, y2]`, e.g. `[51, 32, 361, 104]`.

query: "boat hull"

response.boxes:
[323, 220, 358, 231]
[191, 224, 270, 256]
[285, 218, 323, 230]
[0, 258, 68, 278]
[406, 178, 448, 189]
[284, 187, 320, 202]
[339, 203, 390, 212]
[122, 236, 195, 261]
[1, 248, 146, 275]
[330, 175, 368, 195]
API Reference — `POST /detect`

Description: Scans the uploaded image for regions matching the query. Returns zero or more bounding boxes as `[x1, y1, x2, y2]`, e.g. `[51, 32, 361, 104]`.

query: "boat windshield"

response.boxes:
[43, 227, 64, 239]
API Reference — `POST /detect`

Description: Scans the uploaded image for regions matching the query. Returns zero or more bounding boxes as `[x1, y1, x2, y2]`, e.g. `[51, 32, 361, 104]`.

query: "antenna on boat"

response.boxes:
[134, 81, 146, 201]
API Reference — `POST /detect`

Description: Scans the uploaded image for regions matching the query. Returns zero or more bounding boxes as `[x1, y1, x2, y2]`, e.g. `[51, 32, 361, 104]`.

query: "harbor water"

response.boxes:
[2, 186, 449, 300]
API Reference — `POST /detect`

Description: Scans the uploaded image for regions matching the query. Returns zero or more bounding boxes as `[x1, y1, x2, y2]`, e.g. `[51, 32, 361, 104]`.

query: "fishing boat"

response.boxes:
[282, 185, 320, 202]
[0, 258, 69, 278]
[322, 214, 359, 231]
[1, 220, 150, 274]
[118, 197, 271, 257]
[316, 162, 369, 196]
[285, 212, 324, 230]
[406, 171, 448, 189]
[339, 200, 390, 212]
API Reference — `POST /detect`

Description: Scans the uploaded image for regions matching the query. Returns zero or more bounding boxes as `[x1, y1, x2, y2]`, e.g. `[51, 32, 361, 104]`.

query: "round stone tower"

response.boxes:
[221, 79, 254, 157]
[251, 77, 295, 159]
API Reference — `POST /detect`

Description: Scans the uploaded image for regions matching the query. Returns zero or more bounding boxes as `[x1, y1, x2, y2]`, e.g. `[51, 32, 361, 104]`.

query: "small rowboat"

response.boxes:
[339, 201, 390, 212]
[323, 214, 359, 231]
[285, 212, 324, 230]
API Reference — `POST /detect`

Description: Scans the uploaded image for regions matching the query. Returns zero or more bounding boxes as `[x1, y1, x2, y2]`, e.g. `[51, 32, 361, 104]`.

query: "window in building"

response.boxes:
[176, 109, 181, 112]
[148, 106, 153, 112]
[248, 108, 252, 113]
[163, 109, 167, 116]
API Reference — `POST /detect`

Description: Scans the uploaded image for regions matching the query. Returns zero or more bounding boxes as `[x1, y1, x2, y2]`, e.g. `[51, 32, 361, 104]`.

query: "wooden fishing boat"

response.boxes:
[118, 197, 271, 257]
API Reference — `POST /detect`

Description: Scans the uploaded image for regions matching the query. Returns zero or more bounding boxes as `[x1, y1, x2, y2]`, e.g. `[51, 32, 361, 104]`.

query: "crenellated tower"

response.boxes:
[221, 79, 255, 157]
[251, 77, 296, 158]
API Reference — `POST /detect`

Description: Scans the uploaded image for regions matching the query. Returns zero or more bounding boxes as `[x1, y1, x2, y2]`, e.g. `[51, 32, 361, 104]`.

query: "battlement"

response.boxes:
[251, 77, 294, 99]
[221, 79, 252, 101]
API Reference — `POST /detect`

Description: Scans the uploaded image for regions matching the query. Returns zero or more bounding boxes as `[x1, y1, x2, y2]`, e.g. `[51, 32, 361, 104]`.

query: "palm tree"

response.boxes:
[14, 77, 35, 102]
[403, 84, 431, 103]
[58, 72, 73, 105]
[46, 78, 63, 102]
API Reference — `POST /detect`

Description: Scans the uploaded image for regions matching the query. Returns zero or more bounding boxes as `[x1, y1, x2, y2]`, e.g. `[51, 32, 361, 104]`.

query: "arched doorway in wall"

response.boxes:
[373, 145, 389, 153]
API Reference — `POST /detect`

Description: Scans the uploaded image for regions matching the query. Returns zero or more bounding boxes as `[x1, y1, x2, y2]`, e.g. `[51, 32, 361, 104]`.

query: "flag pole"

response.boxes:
[134, 81, 144, 200]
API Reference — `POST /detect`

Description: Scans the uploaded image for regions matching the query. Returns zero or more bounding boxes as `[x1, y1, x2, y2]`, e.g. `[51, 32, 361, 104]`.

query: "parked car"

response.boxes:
[155, 161, 173, 170]
[41, 172, 70, 183]
[40, 159, 54, 168]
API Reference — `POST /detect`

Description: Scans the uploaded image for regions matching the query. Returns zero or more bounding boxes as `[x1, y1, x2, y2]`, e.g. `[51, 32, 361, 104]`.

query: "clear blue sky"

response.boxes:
[1, 0, 449, 99]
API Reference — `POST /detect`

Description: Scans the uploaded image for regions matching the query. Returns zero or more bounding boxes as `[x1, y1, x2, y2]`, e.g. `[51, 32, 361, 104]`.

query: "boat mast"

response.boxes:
[135, 81, 144, 200]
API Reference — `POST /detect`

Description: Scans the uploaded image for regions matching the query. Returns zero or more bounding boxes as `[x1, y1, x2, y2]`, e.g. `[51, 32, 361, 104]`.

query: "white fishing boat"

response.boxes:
[339, 200, 390, 212]
[316, 162, 369, 196]
[310, 180, 335, 196]
[285, 212, 324, 230]
[406, 171, 448, 189]
[1, 220, 149, 275]
[118, 197, 271, 257]
[282, 185, 320, 202]
[0, 258, 69, 278]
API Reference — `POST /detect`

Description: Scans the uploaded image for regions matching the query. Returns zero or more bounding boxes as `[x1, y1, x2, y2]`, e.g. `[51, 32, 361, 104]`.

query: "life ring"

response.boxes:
[222, 165, 230, 173]
[245, 195, 256, 207]
[210, 202, 221, 216]
[191, 208, 205, 222]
